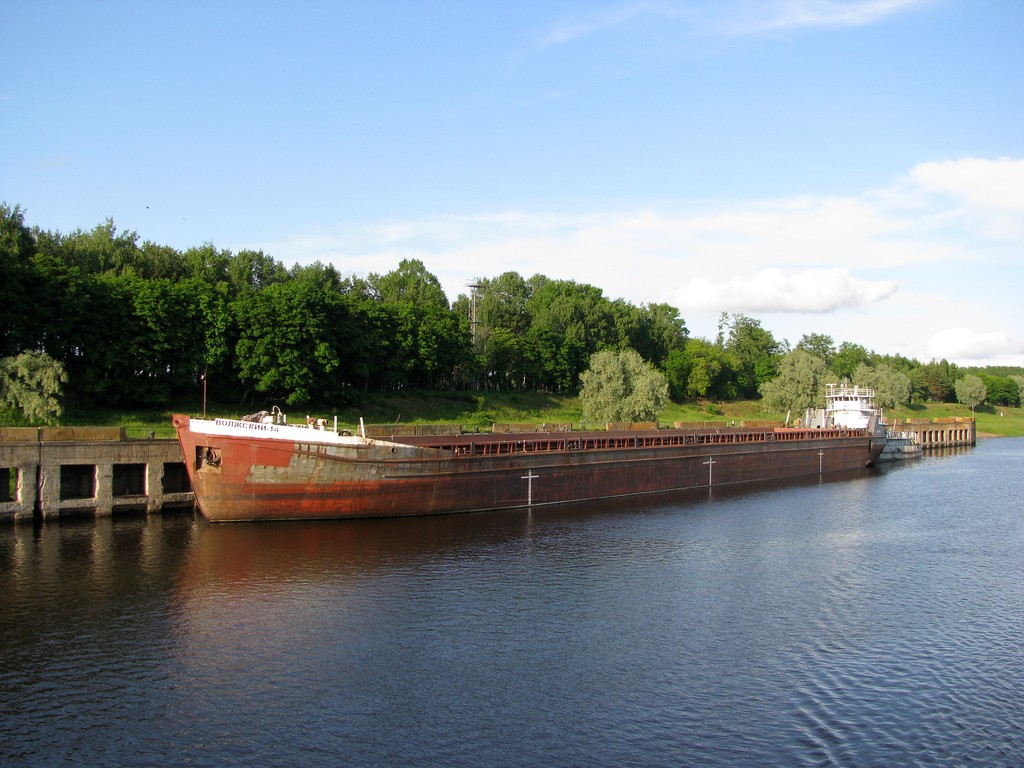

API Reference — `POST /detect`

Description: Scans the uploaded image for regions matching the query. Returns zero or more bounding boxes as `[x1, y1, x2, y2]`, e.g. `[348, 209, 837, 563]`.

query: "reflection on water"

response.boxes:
[2, 440, 1023, 767]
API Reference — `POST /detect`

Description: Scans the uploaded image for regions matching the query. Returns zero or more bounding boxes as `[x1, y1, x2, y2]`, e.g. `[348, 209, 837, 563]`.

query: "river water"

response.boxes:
[1, 438, 1022, 767]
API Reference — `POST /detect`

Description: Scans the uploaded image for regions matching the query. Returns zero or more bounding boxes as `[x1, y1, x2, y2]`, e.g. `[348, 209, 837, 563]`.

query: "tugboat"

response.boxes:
[803, 383, 889, 458]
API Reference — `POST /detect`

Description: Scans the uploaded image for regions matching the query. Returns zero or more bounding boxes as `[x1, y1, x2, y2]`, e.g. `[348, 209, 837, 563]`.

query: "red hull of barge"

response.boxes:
[173, 414, 885, 522]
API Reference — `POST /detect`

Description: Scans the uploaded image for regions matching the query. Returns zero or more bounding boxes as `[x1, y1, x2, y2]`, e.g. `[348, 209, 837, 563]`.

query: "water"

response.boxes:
[2, 439, 1022, 767]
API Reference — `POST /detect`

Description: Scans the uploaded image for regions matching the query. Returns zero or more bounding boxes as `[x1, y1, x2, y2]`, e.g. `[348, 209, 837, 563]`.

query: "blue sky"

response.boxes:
[5, 0, 1023, 366]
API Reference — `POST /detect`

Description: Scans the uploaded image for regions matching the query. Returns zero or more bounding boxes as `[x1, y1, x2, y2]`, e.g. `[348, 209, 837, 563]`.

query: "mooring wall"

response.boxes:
[0, 427, 194, 522]
[890, 418, 976, 448]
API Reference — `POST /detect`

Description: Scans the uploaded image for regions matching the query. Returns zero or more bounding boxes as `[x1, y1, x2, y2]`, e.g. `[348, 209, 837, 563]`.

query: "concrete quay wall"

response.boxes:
[0, 427, 194, 522]
[891, 418, 976, 448]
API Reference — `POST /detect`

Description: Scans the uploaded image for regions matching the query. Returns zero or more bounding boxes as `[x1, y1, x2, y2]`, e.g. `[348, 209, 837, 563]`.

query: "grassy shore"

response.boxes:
[885, 401, 1024, 438]
[35, 391, 1024, 439]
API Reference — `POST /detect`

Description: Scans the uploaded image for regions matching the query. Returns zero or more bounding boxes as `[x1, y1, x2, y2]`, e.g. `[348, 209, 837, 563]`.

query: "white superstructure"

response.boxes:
[804, 384, 880, 432]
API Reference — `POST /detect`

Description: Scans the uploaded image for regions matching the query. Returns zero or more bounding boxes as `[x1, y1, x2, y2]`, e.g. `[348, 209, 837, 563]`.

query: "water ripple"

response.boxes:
[2, 441, 1024, 766]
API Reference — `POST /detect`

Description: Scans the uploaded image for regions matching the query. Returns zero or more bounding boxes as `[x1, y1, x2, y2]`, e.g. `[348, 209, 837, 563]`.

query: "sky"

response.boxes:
[4, 0, 1024, 367]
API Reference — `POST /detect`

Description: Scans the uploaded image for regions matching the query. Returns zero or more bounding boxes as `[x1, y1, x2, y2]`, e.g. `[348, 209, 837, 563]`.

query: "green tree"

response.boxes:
[643, 303, 689, 360]
[954, 374, 986, 414]
[873, 352, 918, 376]
[27, 261, 149, 406]
[466, 271, 532, 387]
[663, 348, 689, 402]
[854, 363, 912, 409]
[979, 373, 1019, 407]
[521, 325, 564, 392]
[232, 282, 343, 406]
[121, 274, 229, 404]
[229, 249, 288, 296]
[335, 294, 395, 392]
[526, 278, 617, 392]
[183, 243, 232, 287]
[0, 351, 67, 424]
[483, 327, 525, 391]
[795, 333, 835, 368]
[758, 349, 828, 420]
[831, 341, 869, 381]
[579, 348, 669, 424]
[138, 241, 187, 281]
[84, 273, 158, 405]
[477, 271, 531, 336]
[664, 338, 737, 401]
[367, 260, 470, 390]
[913, 360, 958, 403]
[722, 314, 783, 398]
[0, 204, 37, 356]
[28, 229, 93, 394]
[411, 303, 472, 389]
[610, 301, 688, 365]
[288, 260, 345, 294]
[59, 219, 142, 275]
[370, 258, 449, 308]
[1011, 376, 1024, 406]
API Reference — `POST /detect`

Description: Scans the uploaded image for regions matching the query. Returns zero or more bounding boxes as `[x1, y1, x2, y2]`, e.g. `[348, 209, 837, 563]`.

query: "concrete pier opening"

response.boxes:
[1, 467, 15, 502]
[60, 465, 97, 501]
[162, 462, 191, 495]
[113, 463, 147, 497]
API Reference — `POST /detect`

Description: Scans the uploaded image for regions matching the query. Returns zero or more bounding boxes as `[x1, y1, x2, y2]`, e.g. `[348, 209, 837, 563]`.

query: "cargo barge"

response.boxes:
[173, 386, 885, 522]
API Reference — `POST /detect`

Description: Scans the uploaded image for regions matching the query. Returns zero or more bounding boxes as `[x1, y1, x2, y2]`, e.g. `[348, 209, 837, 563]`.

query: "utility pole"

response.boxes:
[466, 278, 482, 352]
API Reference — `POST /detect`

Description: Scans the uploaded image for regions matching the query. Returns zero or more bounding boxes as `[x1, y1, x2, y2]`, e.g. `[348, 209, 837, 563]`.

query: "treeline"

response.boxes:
[1, 203, 1021, 412]
[0, 205, 686, 409]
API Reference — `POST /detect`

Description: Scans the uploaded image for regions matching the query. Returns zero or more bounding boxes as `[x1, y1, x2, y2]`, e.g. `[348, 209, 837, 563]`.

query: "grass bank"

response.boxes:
[11, 393, 1024, 438]
[886, 402, 1024, 438]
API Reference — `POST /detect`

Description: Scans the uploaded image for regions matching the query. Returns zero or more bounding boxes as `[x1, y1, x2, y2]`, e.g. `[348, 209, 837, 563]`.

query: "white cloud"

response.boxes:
[538, 0, 930, 48]
[256, 158, 1023, 303]
[244, 154, 1024, 366]
[676, 267, 898, 313]
[909, 157, 1024, 242]
[911, 156, 1024, 211]
[539, 5, 654, 47]
[723, 0, 932, 35]
[926, 327, 1024, 365]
